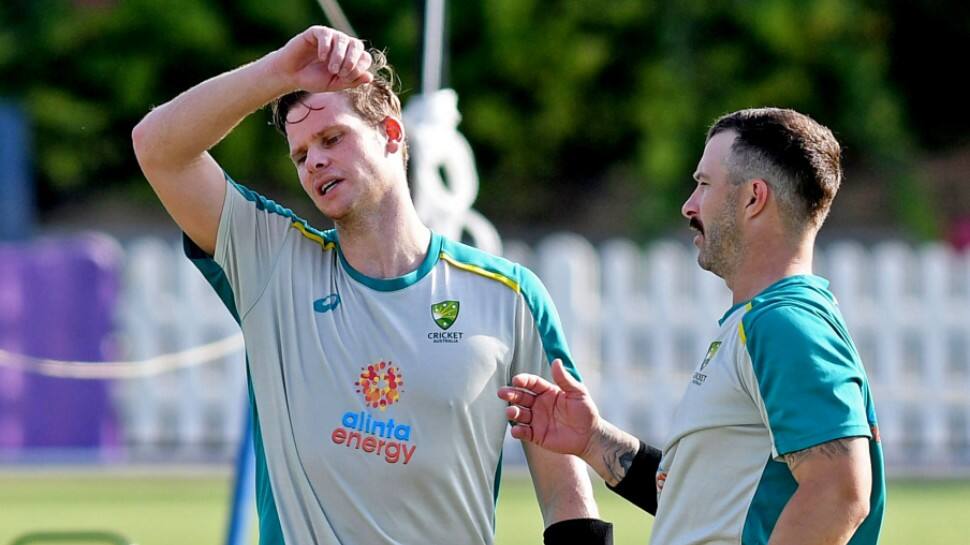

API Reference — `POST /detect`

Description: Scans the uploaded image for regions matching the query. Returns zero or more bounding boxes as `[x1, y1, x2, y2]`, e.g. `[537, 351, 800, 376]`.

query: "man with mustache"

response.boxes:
[132, 25, 608, 545]
[500, 108, 885, 545]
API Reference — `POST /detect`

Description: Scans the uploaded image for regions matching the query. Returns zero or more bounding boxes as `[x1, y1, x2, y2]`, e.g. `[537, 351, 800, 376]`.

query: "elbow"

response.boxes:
[838, 481, 871, 529]
[131, 116, 154, 164]
[131, 110, 169, 170]
[847, 496, 870, 528]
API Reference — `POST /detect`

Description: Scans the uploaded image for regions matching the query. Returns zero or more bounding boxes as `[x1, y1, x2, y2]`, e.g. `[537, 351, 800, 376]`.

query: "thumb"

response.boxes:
[550, 359, 585, 394]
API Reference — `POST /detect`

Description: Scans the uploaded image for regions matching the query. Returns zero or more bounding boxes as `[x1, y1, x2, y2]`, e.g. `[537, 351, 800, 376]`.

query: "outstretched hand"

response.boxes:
[497, 359, 602, 457]
[272, 26, 374, 94]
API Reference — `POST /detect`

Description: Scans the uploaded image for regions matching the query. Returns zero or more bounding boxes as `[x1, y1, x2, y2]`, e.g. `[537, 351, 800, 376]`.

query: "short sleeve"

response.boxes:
[183, 174, 294, 320]
[511, 266, 582, 383]
[742, 305, 871, 457]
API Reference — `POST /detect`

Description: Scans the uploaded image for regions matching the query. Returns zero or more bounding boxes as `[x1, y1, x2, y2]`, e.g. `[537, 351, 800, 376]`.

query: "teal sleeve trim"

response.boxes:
[849, 441, 886, 545]
[183, 235, 240, 320]
[183, 233, 286, 545]
[227, 175, 294, 217]
[742, 458, 797, 545]
[436, 237, 581, 381]
[492, 451, 504, 513]
[224, 173, 335, 245]
[248, 375, 287, 545]
[516, 266, 581, 382]
[744, 304, 870, 455]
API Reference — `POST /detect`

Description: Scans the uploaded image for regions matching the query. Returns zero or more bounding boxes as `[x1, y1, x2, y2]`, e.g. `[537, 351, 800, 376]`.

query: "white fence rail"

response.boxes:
[114, 236, 970, 472]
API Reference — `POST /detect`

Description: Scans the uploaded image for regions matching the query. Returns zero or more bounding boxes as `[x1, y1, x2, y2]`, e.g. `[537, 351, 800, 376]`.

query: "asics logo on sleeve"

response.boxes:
[314, 294, 341, 313]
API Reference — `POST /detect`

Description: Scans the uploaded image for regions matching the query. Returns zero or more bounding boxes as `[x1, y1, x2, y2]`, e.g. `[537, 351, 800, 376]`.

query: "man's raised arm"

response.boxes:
[131, 26, 372, 254]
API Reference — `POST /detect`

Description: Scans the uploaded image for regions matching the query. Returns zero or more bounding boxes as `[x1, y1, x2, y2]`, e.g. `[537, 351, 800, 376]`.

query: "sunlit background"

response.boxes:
[1, 1, 969, 544]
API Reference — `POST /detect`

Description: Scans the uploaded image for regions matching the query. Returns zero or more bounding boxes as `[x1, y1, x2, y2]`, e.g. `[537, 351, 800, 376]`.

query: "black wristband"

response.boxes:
[543, 518, 613, 545]
[606, 440, 662, 515]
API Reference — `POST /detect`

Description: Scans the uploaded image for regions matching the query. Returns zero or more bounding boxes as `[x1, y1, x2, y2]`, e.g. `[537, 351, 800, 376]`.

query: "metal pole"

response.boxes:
[421, 0, 446, 94]
[315, 0, 356, 36]
[225, 405, 255, 545]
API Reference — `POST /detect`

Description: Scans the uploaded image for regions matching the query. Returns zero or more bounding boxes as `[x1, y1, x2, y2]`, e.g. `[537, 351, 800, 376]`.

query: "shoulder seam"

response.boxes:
[290, 221, 336, 250]
[440, 251, 520, 292]
[238, 228, 294, 322]
[738, 302, 753, 344]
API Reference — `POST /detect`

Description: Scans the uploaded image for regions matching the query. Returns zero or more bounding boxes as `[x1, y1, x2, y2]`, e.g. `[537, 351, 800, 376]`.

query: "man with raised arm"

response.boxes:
[132, 25, 609, 545]
[500, 108, 885, 545]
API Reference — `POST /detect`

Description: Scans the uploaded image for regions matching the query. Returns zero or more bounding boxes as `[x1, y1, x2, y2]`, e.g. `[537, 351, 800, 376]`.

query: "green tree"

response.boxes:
[0, 0, 945, 238]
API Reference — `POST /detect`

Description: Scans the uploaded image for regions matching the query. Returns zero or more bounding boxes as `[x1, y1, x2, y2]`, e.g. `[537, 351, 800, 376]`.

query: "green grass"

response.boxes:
[0, 471, 968, 545]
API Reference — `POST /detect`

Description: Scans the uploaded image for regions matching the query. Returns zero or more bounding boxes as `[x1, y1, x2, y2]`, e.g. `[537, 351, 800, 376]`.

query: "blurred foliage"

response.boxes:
[0, 0, 962, 237]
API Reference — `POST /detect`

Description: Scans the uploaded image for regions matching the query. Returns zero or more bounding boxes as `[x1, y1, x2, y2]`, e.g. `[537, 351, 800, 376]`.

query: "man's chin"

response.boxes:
[696, 256, 712, 272]
[696, 252, 718, 275]
[311, 201, 342, 222]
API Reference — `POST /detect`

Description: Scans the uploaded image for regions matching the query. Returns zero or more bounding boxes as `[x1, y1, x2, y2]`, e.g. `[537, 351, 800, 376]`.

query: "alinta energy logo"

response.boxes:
[331, 361, 416, 465]
[428, 300, 463, 343]
[355, 361, 404, 411]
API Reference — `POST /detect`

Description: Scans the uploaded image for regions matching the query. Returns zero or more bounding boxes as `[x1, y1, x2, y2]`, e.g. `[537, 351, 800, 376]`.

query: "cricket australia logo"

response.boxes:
[428, 300, 463, 343]
[431, 300, 459, 329]
[692, 341, 721, 386]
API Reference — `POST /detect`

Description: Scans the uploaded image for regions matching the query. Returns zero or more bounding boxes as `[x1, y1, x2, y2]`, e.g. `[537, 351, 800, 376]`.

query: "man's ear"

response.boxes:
[745, 179, 770, 218]
[382, 117, 404, 152]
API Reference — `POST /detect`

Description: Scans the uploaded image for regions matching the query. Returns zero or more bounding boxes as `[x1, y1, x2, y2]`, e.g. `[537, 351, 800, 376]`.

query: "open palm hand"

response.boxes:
[498, 359, 601, 457]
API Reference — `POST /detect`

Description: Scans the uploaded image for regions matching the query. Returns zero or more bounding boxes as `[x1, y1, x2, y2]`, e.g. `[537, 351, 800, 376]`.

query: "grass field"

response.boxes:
[1, 470, 968, 544]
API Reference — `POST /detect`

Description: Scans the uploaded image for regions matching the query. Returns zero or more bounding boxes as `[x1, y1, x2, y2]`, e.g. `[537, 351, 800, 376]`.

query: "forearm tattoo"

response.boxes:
[598, 425, 638, 486]
[783, 437, 853, 472]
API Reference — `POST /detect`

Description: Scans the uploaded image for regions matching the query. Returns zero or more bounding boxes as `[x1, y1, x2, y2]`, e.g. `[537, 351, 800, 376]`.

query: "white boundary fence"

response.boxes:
[112, 235, 970, 473]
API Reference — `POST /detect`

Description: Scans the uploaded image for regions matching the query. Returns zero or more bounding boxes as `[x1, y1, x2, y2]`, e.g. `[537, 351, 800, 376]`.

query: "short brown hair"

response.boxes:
[708, 107, 842, 231]
[270, 49, 408, 168]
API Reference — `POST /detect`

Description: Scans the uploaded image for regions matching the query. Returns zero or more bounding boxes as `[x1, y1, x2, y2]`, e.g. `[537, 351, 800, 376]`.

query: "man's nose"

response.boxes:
[307, 148, 331, 172]
[682, 191, 699, 219]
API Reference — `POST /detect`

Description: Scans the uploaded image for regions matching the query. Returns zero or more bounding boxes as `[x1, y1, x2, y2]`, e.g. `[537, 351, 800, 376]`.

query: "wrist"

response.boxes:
[583, 419, 642, 487]
[256, 50, 298, 96]
[580, 417, 609, 466]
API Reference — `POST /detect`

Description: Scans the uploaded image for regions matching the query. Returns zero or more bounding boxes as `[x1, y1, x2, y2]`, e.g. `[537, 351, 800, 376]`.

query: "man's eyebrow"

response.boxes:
[693, 171, 707, 183]
[289, 129, 330, 159]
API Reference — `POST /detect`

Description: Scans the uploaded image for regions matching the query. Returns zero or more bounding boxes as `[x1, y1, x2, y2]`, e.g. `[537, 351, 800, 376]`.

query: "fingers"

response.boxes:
[311, 27, 335, 66]
[505, 404, 532, 424]
[339, 39, 363, 78]
[499, 389, 536, 443]
[509, 372, 558, 396]
[350, 72, 374, 87]
[348, 51, 374, 85]
[509, 424, 534, 442]
[497, 386, 537, 408]
[356, 50, 373, 74]
[551, 359, 586, 394]
[304, 26, 368, 76]
[328, 33, 351, 74]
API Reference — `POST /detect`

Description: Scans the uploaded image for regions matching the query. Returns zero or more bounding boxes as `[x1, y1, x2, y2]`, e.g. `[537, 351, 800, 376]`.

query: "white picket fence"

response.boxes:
[114, 235, 970, 473]
[113, 238, 247, 458]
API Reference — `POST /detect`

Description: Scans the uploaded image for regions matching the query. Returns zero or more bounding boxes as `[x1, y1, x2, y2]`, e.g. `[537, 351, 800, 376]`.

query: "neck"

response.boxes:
[725, 231, 815, 304]
[335, 187, 432, 279]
